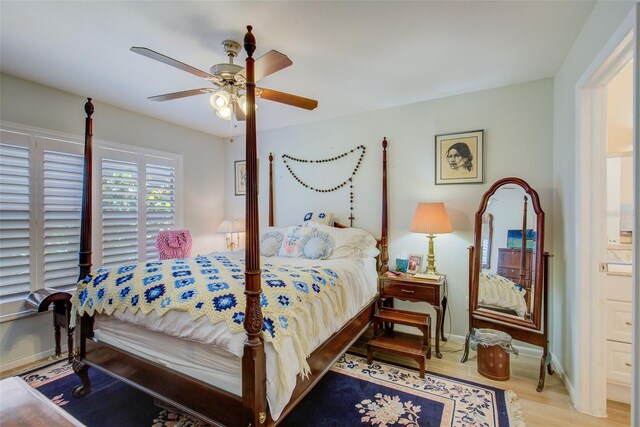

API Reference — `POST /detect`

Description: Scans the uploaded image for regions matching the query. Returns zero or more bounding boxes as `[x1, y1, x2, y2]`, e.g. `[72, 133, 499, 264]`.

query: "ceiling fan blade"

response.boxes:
[131, 46, 213, 79]
[257, 88, 318, 110]
[234, 101, 246, 121]
[237, 50, 292, 82]
[148, 88, 216, 102]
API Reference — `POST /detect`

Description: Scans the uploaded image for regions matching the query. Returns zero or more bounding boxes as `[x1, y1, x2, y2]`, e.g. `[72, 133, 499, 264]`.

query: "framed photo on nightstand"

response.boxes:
[407, 253, 424, 274]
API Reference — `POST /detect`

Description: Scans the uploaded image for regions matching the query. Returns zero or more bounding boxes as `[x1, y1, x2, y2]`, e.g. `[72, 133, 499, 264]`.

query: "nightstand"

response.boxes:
[369, 273, 447, 361]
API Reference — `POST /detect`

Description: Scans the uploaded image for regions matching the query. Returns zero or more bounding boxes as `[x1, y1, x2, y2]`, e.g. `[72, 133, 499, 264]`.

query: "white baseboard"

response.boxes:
[0, 344, 67, 373]
[607, 381, 631, 404]
[444, 332, 544, 358]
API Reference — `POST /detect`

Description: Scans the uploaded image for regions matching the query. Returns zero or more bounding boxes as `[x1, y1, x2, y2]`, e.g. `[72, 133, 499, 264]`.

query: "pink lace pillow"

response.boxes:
[155, 230, 192, 260]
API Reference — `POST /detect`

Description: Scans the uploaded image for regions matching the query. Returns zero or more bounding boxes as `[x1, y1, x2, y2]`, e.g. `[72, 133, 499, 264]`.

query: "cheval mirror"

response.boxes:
[461, 177, 554, 391]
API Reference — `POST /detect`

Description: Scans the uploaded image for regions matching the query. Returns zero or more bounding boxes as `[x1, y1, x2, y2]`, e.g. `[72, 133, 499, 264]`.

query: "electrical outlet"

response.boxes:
[465, 296, 469, 311]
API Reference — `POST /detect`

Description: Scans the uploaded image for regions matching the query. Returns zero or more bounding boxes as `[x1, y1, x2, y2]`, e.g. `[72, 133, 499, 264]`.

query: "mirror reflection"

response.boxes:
[477, 185, 537, 321]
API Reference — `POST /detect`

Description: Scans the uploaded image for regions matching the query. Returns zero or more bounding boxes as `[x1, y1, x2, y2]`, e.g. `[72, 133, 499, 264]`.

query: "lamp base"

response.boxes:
[424, 234, 439, 275]
[225, 233, 240, 251]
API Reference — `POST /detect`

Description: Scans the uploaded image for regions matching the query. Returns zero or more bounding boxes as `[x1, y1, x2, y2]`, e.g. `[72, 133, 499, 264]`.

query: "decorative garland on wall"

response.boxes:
[282, 145, 366, 225]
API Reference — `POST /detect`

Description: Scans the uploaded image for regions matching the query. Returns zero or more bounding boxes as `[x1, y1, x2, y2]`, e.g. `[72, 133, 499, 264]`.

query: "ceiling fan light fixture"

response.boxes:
[238, 95, 258, 114]
[216, 106, 232, 120]
[210, 91, 230, 110]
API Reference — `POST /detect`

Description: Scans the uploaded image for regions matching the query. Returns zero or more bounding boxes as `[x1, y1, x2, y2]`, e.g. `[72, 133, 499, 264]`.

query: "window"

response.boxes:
[0, 132, 33, 307]
[42, 139, 84, 292]
[97, 148, 179, 269]
[0, 125, 182, 319]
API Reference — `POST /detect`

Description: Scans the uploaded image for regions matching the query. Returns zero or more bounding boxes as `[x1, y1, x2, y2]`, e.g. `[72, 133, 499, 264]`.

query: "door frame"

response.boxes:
[574, 10, 635, 418]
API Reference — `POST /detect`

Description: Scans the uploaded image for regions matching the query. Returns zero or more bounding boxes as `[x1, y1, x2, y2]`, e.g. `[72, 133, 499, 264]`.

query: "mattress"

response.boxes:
[93, 256, 378, 421]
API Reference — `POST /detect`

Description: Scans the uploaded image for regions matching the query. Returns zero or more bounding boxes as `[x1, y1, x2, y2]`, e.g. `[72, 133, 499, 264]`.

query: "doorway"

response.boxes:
[575, 21, 636, 418]
[604, 60, 633, 406]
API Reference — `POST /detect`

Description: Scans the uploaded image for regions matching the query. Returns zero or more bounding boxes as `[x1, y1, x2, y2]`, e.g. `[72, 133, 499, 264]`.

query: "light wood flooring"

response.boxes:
[351, 331, 631, 426]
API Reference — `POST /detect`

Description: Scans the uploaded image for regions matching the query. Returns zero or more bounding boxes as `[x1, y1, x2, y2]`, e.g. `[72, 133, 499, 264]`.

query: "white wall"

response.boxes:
[226, 78, 554, 340]
[0, 73, 227, 369]
[552, 0, 635, 399]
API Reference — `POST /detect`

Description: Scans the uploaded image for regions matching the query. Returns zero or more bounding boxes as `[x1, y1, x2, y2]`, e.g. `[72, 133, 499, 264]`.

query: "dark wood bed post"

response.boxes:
[380, 137, 389, 274]
[242, 26, 268, 427]
[268, 152, 274, 227]
[72, 98, 95, 398]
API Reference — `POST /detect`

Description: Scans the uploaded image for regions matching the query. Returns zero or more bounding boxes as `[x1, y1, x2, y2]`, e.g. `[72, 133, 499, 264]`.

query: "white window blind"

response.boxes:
[101, 157, 139, 269]
[0, 123, 182, 318]
[145, 163, 176, 261]
[42, 147, 83, 291]
[0, 140, 32, 303]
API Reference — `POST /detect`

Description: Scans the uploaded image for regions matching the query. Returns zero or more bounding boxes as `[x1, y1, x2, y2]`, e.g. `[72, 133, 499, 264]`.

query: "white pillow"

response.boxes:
[305, 222, 378, 259]
[302, 212, 335, 226]
[278, 226, 314, 257]
[260, 228, 285, 257]
[299, 229, 334, 260]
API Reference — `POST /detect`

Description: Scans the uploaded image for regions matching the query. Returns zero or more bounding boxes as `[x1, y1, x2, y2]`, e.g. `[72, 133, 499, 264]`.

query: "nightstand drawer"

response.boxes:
[382, 281, 435, 301]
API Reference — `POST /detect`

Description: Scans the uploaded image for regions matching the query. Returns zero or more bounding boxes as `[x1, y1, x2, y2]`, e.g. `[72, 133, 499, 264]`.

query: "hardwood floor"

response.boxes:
[2, 343, 631, 426]
[352, 331, 631, 426]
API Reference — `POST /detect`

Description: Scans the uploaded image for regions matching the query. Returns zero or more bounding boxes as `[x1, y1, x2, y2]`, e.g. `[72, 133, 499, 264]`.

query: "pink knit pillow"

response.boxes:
[155, 230, 192, 260]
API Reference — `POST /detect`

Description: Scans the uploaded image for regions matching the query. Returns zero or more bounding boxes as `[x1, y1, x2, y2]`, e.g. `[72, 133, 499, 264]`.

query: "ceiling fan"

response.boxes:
[131, 40, 318, 121]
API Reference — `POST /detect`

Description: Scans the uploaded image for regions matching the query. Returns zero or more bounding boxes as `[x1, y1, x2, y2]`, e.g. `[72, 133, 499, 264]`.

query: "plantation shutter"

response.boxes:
[145, 162, 176, 261]
[42, 142, 83, 291]
[101, 157, 139, 269]
[0, 135, 33, 303]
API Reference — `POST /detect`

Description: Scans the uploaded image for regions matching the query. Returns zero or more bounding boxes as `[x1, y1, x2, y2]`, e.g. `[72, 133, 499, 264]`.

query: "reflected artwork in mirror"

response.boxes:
[461, 177, 553, 392]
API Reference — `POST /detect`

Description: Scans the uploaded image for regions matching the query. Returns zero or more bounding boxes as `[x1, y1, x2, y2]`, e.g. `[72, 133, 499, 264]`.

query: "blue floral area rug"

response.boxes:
[20, 353, 525, 426]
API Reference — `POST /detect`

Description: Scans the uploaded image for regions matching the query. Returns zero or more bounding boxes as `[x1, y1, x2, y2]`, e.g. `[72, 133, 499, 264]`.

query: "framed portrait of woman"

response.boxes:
[435, 130, 484, 184]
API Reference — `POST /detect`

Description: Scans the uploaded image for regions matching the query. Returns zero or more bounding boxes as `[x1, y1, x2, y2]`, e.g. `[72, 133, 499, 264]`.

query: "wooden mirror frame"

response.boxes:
[470, 177, 545, 330]
[462, 177, 554, 392]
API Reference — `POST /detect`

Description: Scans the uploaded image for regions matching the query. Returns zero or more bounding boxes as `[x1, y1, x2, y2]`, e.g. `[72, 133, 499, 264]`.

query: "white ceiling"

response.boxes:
[1, 1, 595, 138]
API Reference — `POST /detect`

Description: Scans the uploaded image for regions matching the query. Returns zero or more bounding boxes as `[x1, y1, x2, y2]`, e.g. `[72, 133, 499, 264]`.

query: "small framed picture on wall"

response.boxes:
[235, 160, 247, 196]
[407, 253, 424, 275]
[435, 129, 484, 184]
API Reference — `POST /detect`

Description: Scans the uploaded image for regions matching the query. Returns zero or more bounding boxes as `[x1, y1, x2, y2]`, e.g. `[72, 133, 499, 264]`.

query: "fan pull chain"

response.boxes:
[282, 145, 366, 226]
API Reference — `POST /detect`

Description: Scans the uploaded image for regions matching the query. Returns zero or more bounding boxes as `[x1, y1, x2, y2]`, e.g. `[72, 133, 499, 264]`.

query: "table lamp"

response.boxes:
[217, 219, 245, 251]
[409, 202, 453, 275]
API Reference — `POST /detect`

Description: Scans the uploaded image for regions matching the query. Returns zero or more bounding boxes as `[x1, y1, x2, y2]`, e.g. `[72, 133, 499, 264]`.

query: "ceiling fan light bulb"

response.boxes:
[238, 95, 248, 114]
[210, 91, 230, 109]
[238, 95, 257, 114]
[216, 106, 232, 120]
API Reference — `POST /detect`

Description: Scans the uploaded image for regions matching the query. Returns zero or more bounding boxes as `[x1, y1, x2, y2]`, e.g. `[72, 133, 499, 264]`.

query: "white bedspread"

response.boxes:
[94, 256, 378, 421]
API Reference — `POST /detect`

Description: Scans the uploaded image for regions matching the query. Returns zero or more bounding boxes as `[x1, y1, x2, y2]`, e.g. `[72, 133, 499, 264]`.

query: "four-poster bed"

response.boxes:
[71, 27, 389, 426]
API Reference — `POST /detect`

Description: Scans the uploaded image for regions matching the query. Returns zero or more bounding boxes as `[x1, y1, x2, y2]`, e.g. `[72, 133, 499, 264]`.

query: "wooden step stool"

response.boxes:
[367, 307, 431, 378]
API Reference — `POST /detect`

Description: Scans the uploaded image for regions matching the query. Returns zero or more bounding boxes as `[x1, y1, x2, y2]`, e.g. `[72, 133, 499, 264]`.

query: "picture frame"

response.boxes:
[507, 229, 537, 250]
[435, 129, 484, 184]
[407, 253, 424, 275]
[234, 160, 247, 196]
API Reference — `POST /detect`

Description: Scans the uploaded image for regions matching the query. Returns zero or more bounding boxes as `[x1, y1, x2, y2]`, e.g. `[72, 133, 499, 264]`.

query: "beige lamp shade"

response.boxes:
[217, 219, 245, 234]
[409, 202, 453, 235]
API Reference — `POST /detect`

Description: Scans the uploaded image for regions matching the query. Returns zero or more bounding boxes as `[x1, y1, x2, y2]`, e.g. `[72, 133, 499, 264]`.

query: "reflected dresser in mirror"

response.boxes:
[461, 177, 554, 391]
